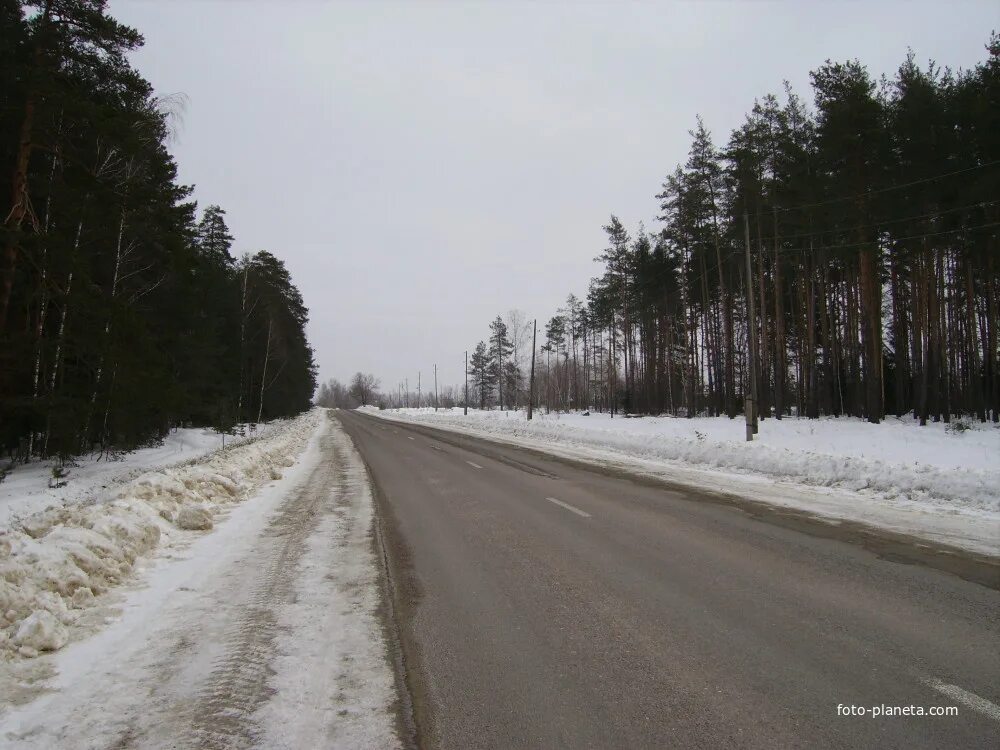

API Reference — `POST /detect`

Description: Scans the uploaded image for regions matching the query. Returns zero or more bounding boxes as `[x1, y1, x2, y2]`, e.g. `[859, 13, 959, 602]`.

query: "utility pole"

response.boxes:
[528, 319, 537, 420]
[464, 351, 469, 416]
[546, 346, 551, 415]
[434, 364, 438, 411]
[744, 212, 758, 441]
[417, 371, 421, 410]
[405, 378, 409, 409]
[497, 326, 503, 412]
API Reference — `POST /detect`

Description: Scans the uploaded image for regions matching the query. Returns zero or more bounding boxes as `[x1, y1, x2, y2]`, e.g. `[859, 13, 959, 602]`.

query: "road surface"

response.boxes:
[337, 410, 1000, 750]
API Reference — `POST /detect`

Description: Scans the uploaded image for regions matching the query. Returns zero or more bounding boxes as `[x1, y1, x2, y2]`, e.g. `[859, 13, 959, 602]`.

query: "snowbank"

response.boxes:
[371, 407, 1000, 554]
[0, 424, 267, 529]
[0, 409, 323, 660]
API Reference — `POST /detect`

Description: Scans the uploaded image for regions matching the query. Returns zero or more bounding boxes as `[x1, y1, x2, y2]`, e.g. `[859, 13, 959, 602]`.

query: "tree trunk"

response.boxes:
[257, 317, 273, 424]
[0, 0, 54, 334]
[82, 202, 127, 448]
[772, 208, 785, 419]
[858, 243, 882, 423]
[26, 144, 61, 458]
[806, 251, 819, 419]
[42, 218, 82, 456]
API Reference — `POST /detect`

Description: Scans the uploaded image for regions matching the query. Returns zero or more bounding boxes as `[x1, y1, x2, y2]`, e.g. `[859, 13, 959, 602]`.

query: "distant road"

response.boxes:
[337, 410, 1000, 750]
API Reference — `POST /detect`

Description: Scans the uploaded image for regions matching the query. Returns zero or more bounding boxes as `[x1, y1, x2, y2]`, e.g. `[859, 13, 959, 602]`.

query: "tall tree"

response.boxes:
[522, 39, 1000, 426]
[489, 315, 513, 410]
[1, 0, 142, 335]
[0, 4, 317, 461]
[468, 340, 495, 410]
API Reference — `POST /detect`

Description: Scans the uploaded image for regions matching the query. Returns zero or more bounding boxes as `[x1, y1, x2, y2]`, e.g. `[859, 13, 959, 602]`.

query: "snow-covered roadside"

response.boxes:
[0, 410, 322, 660]
[0, 423, 269, 529]
[366, 407, 1000, 556]
[1, 410, 400, 748]
[253, 416, 400, 750]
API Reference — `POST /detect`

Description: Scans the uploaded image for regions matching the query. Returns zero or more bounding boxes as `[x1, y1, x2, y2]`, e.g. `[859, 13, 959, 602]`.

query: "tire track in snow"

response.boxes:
[1, 413, 399, 749]
[186, 435, 338, 749]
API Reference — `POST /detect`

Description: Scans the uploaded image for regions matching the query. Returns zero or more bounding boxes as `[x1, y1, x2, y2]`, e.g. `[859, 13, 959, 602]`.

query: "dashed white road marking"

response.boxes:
[430, 445, 443, 451]
[923, 678, 1000, 722]
[407, 436, 415, 441]
[465, 461, 483, 470]
[546, 497, 591, 518]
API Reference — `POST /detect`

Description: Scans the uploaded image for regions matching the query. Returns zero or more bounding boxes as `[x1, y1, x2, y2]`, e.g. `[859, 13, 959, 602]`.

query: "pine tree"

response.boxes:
[1, 0, 142, 335]
[241, 250, 316, 422]
[468, 340, 495, 410]
[0, 3, 318, 461]
[488, 315, 513, 410]
[525, 39, 999, 426]
[196, 204, 234, 266]
[544, 315, 566, 411]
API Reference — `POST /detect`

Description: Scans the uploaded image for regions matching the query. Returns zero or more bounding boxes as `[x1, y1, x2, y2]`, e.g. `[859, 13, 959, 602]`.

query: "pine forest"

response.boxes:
[456, 39, 999, 426]
[0, 0, 317, 461]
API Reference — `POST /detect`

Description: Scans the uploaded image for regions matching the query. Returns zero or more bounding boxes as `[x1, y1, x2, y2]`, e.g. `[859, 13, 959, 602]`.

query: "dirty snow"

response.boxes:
[367, 407, 1000, 555]
[0, 411, 319, 662]
[0, 409, 400, 748]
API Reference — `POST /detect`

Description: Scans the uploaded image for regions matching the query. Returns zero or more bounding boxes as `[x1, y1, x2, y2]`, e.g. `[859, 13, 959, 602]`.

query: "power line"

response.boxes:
[575, 168, 1000, 333]
[658, 161, 1000, 226]
[610, 220, 1000, 323]
[772, 160, 1000, 214]
[758, 199, 1000, 245]
[774, 220, 1000, 255]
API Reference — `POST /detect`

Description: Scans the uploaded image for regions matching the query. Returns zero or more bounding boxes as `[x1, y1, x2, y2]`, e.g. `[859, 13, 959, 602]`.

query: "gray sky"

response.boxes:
[111, 0, 997, 393]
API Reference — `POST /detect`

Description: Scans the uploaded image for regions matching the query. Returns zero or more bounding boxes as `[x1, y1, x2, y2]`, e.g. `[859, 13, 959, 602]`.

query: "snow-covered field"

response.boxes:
[0, 408, 400, 748]
[367, 407, 1000, 556]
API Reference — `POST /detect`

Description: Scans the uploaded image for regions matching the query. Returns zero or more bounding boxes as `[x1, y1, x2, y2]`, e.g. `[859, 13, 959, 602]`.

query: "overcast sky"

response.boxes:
[110, 0, 997, 392]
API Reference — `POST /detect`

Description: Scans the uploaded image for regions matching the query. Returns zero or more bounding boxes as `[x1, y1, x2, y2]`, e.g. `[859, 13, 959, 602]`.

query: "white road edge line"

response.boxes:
[923, 678, 1000, 722]
[465, 461, 483, 469]
[546, 497, 591, 518]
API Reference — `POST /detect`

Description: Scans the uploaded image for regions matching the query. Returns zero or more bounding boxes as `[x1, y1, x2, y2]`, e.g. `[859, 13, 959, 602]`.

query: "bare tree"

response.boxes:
[316, 378, 358, 408]
[505, 309, 531, 408]
[349, 372, 380, 407]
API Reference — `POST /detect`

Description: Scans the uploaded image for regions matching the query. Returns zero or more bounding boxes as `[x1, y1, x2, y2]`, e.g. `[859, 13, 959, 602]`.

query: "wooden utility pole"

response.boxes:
[773, 204, 784, 420]
[546, 347, 551, 415]
[434, 364, 438, 411]
[257, 317, 272, 425]
[528, 319, 537, 420]
[405, 378, 409, 409]
[464, 351, 469, 416]
[417, 371, 421, 409]
[744, 213, 759, 440]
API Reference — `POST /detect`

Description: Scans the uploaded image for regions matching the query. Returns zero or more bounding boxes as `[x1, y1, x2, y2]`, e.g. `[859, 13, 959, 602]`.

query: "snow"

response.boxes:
[253, 416, 400, 750]
[369, 407, 1000, 555]
[0, 409, 400, 748]
[13, 611, 67, 655]
[0, 424, 267, 529]
[0, 412, 319, 662]
[175, 505, 213, 530]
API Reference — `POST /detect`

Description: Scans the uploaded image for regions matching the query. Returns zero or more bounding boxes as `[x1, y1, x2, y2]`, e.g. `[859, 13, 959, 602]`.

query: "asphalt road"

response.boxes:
[337, 410, 1000, 750]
